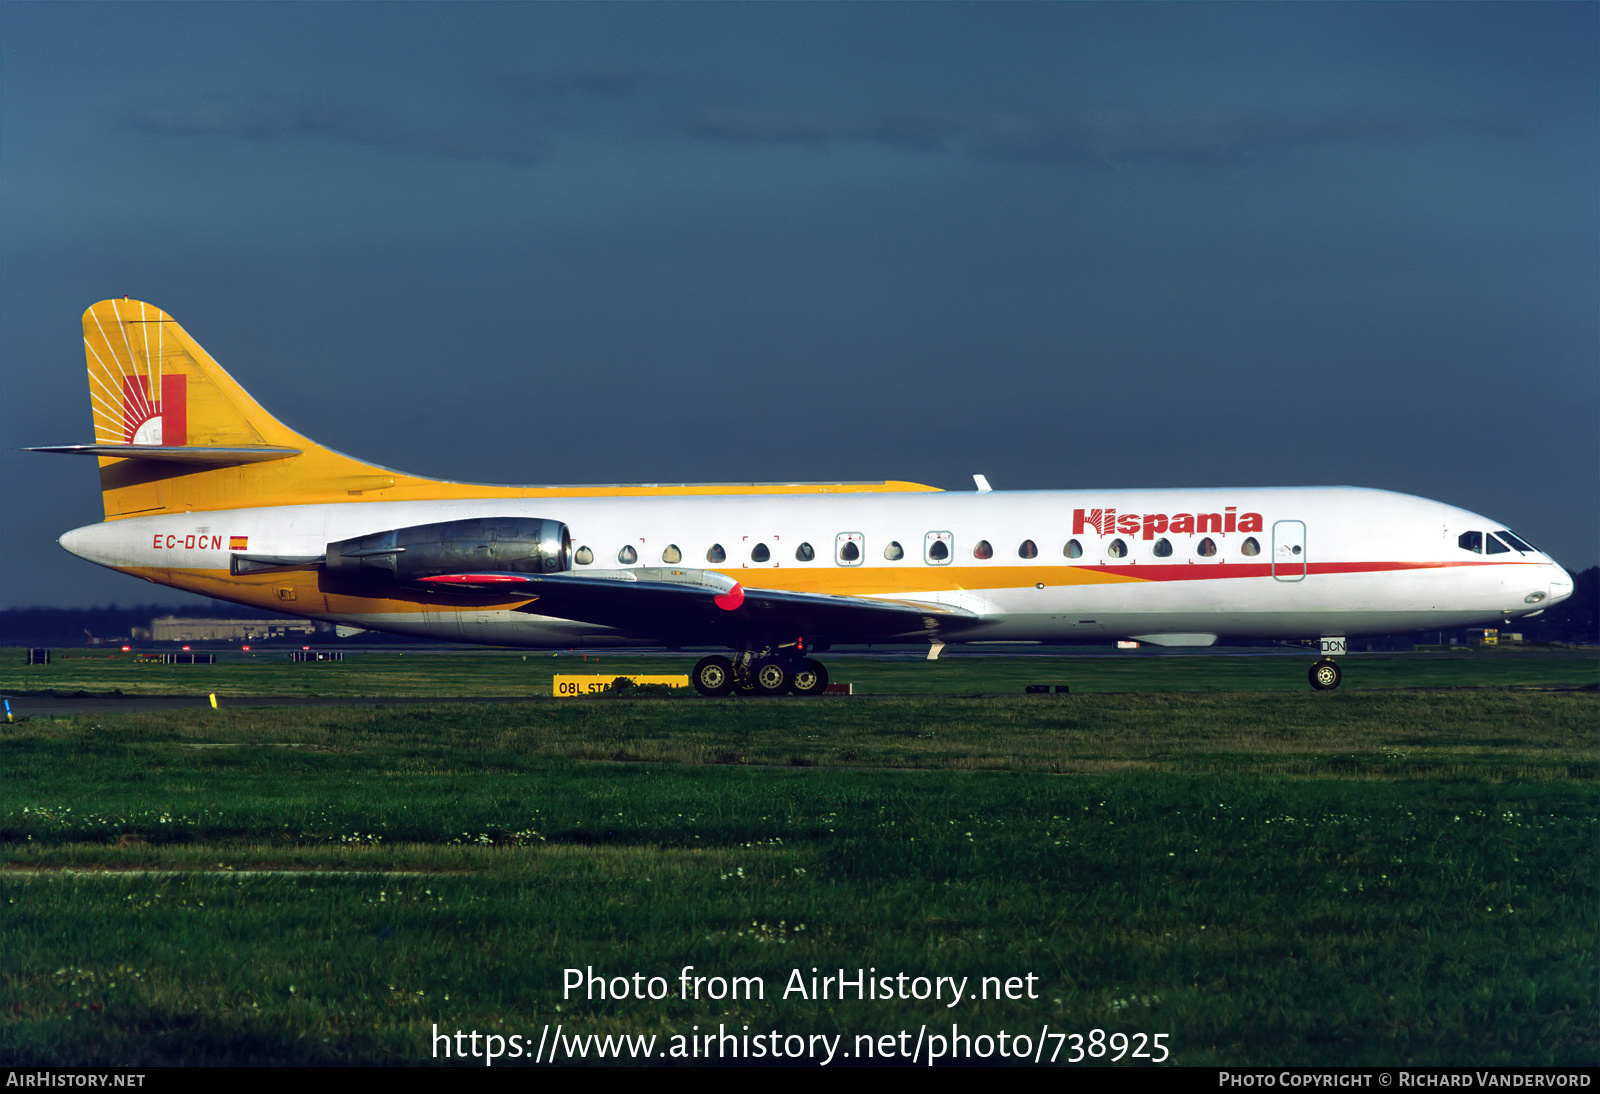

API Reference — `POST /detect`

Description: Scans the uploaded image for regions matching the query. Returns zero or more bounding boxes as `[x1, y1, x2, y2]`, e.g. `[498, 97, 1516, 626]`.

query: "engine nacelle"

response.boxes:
[325, 517, 570, 583]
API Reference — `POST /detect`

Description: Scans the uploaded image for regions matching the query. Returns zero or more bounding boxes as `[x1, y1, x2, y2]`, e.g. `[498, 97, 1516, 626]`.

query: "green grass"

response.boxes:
[5, 644, 1596, 698]
[2, 656, 1595, 1065]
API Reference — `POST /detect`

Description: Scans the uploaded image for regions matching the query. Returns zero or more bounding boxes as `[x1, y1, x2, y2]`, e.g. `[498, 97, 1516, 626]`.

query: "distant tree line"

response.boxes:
[1, 601, 283, 647]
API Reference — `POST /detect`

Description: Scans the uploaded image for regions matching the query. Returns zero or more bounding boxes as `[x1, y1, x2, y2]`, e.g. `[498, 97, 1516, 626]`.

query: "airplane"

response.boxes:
[31, 299, 1574, 695]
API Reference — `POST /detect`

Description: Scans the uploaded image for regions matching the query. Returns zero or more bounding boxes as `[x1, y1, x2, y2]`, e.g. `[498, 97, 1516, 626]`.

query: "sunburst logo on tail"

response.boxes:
[85, 300, 190, 447]
[120, 373, 187, 445]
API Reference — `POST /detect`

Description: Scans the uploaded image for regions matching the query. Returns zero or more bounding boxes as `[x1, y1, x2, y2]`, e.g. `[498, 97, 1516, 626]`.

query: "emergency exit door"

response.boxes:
[1272, 520, 1306, 582]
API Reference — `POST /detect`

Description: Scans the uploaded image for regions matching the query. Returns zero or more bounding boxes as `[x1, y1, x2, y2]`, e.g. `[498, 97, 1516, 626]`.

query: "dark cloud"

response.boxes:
[117, 92, 547, 166]
[692, 107, 1463, 165]
[488, 65, 654, 99]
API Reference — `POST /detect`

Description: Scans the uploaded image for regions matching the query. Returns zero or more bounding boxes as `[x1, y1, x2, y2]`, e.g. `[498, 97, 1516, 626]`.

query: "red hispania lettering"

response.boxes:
[1197, 513, 1222, 534]
[1225, 507, 1237, 533]
[1073, 509, 1102, 535]
[1118, 513, 1140, 535]
[1239, 512, 1263, 533]
[1142, 514, 1168, 541]
[1170, 514, 1194, 534]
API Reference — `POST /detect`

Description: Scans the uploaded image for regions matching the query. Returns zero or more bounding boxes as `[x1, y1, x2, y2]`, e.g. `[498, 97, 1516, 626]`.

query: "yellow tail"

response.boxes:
[81, 299, 409, 518]
[65, 299, 938, 520]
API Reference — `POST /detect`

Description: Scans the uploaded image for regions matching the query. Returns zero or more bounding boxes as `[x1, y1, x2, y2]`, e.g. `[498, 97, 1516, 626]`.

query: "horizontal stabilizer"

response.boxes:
[28, 444, 302, 465]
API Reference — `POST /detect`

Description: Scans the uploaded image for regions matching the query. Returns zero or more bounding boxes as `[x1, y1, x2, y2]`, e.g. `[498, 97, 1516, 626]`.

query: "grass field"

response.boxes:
[2, 651, 1596, 1066]
[5, 643, 1597, 697]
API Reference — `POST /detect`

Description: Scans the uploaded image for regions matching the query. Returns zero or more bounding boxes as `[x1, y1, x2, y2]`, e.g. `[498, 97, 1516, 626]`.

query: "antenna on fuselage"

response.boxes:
[973, 474, 993, 493]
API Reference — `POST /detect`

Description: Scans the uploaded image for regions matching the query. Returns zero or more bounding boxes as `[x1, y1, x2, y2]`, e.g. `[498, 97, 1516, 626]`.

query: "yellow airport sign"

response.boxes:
[552, 674, 690, 697]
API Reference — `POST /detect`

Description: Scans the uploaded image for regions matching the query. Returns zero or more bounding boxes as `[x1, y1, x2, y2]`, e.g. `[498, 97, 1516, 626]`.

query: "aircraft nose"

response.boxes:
[1545, 564, 1573, 607]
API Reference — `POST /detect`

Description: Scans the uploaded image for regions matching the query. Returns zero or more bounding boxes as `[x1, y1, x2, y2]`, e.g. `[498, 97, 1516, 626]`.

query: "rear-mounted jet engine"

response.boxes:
[324, 517, 570, 584]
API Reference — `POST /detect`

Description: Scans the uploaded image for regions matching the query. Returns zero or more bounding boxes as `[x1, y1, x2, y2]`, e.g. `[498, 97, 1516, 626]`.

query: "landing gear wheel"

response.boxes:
[692, 655, 735, 697]
[1309, 659, 1342, 691]
[752, 658, 790, 696]
[788, 659, 829, 697]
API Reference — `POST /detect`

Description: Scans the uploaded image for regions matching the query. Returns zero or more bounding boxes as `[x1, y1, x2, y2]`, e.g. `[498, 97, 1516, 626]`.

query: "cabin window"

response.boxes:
[1197, 537, 1217, 557]
[1241, 537, 1260, 557]
[1018, 539, 1038, 559]
[795, 542, 815, 562]
[751, 543, 770, 563]
[574, 546, 594, 566]
[1152, 538, 1172, 558]
[884, 541, 904, 560]
[1107, 539, 1127, 558]
[707, 544, 726, 564]
[1485, 534, 1511, 555]
[973, 540, 994, 560]
[661, 544, 682, 564]
[618, 545, 638, 565]
[925, 532, 953, 564]
[1458, 531, 1482, 554]
[1064, 539, 1083, 559]
[836, 532, 864, 566]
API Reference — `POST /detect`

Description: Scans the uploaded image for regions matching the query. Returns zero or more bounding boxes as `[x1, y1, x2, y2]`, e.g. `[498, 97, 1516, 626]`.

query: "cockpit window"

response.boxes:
[1458, 531, 1482, 554]
[1497, 530, 1535, 553]
[1485, 534, 1510, 555]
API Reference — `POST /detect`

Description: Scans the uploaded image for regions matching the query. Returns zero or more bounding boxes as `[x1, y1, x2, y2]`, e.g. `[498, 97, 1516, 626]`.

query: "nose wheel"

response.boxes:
[1309, 659, 1342, 691]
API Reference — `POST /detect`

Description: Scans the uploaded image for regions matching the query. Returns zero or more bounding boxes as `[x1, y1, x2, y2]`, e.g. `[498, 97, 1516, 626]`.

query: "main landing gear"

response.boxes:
[692, 653, 831, 697]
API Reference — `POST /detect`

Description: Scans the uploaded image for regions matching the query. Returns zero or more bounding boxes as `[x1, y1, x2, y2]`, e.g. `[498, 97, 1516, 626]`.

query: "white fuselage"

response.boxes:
[60, 485, 1572, 648]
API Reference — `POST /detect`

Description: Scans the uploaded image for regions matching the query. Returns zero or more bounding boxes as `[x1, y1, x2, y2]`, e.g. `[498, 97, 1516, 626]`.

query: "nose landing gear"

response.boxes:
[1309, 658, 1342, 691]
[1308, 636, 1346, 690]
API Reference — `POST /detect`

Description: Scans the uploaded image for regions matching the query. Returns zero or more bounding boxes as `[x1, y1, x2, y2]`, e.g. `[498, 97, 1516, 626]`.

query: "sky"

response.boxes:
[3, 2, 1595, 610]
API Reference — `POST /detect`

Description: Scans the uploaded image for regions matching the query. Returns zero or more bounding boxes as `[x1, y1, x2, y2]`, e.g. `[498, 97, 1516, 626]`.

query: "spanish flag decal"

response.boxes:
[229, 535, 248, 551]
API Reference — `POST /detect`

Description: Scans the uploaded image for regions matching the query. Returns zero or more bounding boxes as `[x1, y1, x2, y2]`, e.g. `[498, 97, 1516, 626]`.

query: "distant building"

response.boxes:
[139, 616, 331, 642]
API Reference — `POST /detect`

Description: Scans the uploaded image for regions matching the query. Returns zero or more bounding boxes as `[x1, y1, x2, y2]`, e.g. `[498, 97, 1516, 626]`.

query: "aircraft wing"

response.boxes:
[416, 568, 980, 644]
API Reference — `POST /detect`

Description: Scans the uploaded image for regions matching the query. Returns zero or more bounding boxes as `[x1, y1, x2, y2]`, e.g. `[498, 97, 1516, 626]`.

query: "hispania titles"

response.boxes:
[1073, 507, 1265, 541]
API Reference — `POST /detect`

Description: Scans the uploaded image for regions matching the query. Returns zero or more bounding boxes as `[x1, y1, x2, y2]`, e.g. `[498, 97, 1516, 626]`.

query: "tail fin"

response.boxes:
[37, 299, 941, 519]
[74, 298, 407, 518]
